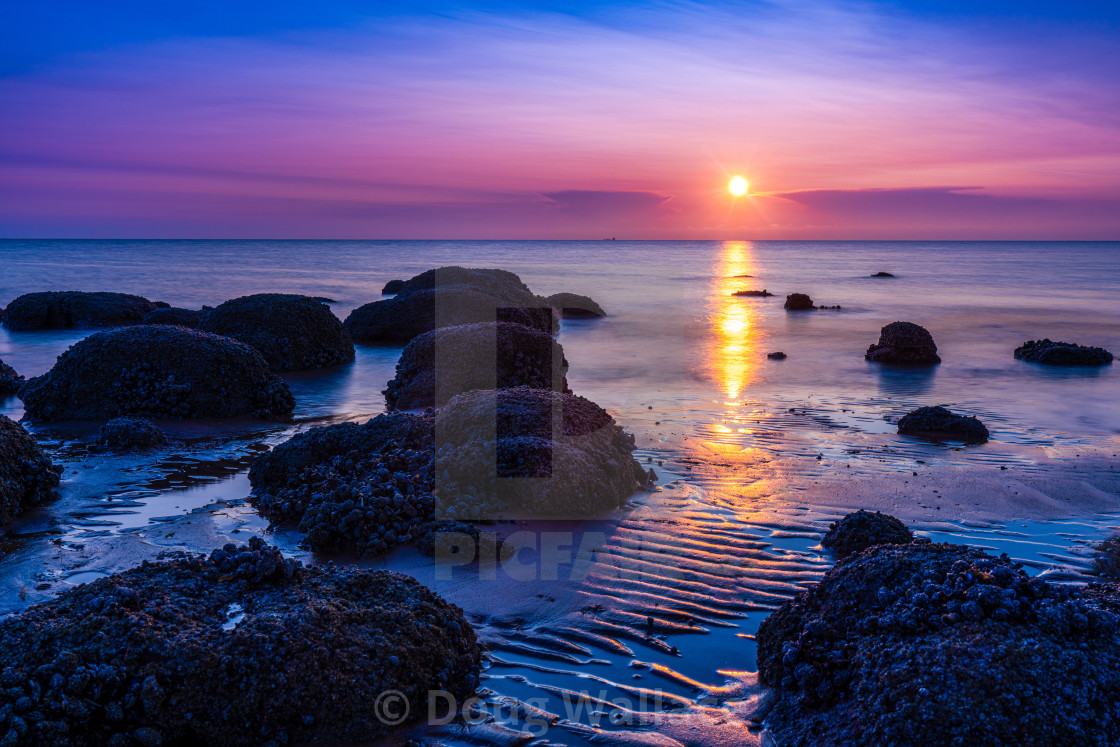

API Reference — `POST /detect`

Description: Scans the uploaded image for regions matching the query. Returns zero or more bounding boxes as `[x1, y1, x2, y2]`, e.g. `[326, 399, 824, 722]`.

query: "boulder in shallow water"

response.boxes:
[0, 358, 23, 395]
[821, 510, 914, 557]
[345, 267, 555, 344]
[200, 293, 354, 371]
[250, 387, 650, 555]
[897, 405, 989, 444]
[545, 292, 606, 318]
[0, 415, 60, 525]
[2, 291, 159, 331]
[142, 306, 209, 328]
[1014, 339, 1113, 366]
[784, 293, 815, 311]
[757, 539, 1120, 745]
[249, 411, 435, 558]
[384, 322, 569, 410]
[865, 321, 941, 365]
[98, 416, 167, 450]
[767, 351, 787, 360]
[870, 271, 895, 278]
[20, 325, 294, 421]
[0, 537, 480, 746]
[382, 279, 406, 294]
[433, 386, 650, 520]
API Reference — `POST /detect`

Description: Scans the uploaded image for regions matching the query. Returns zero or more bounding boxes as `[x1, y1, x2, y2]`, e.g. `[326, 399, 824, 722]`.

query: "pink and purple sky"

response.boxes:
[2, 0, 1118, 239]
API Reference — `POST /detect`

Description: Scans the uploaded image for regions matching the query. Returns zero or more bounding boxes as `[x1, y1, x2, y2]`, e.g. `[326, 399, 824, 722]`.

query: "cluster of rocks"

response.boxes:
[251, 267, 644, 557]
[97, 417, 167, 451]
[1, 292, 162, 331]
[0, 538, 480, 745]
[19, 325, 294, 421]
[1014, 339, 1114, 366]
[384, 321, 569, 410]
[199, 294, 355, 371]
[344, 266, 557, 344]
[0, 359, 22, 396]
[865, 321, 941, 365]
[732, 289, 774, 297]
[897, 405, 990, 444]
[0, 416, 60, 527]
[758, 511, 1120, 745]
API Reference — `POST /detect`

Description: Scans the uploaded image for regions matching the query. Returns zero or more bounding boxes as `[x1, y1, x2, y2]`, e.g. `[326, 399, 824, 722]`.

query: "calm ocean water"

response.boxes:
[2, 239, 1118, 445]
[1, 239, 1118, 744]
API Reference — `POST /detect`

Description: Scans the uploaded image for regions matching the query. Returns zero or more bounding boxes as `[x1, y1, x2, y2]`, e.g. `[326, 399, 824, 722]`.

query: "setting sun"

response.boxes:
[728, 175, 749, 197]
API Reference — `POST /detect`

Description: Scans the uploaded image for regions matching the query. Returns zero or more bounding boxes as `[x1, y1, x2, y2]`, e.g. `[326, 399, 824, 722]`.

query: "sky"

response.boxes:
[2, 0, 1119, 239]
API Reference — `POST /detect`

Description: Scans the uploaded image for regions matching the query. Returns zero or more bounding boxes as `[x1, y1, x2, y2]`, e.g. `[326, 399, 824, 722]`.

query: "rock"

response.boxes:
[20, 325, 294, 421]
[0, 538, 480, 745]
[1014, 339, 1113, 366]
[0, 415, 60, 525]
[382, 279, 406, 295]
[821, 510, 914, 557]
[757, 539, 1120, 745]
[1095, 538, 1120, 579]
[142, 307, 209, 328]
[98, 417, 167, 450]
[784, 293, 814, 311]
[384, 322, 569, 410]
[870, 271, 895, 278]
[2, 291, 159, 331]
[345, 267, 555, 344]
[433, 387, 648, 519]
[767, 352, 787, 360]
[865, 321, 941, 365]
[545, 292, 606, 318]
[249, 411, 436, 558]
[0, 358, 23, 395]
[250, 387, 649, 555]
[733, 289, 774, 297]
[200, 294, 354, 371]
[897, 405, 989, 444]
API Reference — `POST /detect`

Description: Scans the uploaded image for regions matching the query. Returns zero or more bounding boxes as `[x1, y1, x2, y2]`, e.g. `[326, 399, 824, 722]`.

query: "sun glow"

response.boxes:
[728, 175, 749, 197]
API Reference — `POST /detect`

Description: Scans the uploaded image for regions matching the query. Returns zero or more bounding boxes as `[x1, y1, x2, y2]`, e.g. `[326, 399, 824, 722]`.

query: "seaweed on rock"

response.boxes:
[1014, 339, 1113, 366]
[0, 538, 480, 746]
[19, 325, 294, 421]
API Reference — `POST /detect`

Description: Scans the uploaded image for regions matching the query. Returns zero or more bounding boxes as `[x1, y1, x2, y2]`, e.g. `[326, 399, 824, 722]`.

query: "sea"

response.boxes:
[1, 239, 1118, 745]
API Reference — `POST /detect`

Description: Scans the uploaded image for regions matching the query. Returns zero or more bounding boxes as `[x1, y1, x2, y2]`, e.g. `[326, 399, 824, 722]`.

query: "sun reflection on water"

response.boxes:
[710, 241, 759, 400]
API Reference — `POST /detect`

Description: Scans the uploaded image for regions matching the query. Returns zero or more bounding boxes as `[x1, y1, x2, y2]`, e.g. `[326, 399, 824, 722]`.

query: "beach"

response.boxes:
[1, 239, 1118, 745]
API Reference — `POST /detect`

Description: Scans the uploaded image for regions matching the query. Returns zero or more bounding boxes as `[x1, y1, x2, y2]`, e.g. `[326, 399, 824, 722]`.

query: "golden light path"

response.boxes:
[710, 240, 757, 400]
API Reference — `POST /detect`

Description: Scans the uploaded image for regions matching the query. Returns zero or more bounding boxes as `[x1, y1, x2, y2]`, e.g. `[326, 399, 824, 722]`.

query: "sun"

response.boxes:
[728, 175, 749, 197]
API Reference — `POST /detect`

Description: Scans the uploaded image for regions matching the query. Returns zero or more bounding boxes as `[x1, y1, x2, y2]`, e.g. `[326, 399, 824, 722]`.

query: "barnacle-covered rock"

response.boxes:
[865, 321, 941, 365]
[757, 539, 1120, 745]
[19, 325, 294, 421]
[0, 415, 60, 526]
[0, 358, 22, 395]
[384, 322, 569, 410]
[821, 510, 914, 557]
[345, 267, 555, 344]
[2, 291, 160, 330]
[97, 417, 167, 451]
[1014, 339, 1113, 366]
[897, 405, 989, 444]
[200, 293, 354, 371]
[248, 411, 435, 558]
[0, 538, 480, 746]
